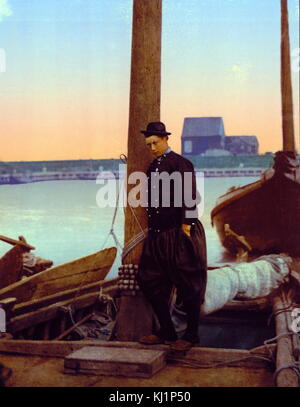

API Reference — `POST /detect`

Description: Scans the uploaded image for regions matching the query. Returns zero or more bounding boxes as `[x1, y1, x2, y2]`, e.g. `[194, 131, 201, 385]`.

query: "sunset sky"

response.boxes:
[0, 0, 299, 161]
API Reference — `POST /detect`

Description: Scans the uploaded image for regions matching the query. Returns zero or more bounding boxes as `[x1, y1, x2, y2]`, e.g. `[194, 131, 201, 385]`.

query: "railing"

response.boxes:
[196, 168, 265, 178]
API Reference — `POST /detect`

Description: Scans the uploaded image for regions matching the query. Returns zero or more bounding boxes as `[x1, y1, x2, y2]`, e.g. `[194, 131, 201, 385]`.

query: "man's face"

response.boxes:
[145, 135, 168, 158]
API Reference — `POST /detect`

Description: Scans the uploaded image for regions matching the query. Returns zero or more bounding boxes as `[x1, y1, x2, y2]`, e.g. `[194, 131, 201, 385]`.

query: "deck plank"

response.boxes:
[0, 353, 274, 387]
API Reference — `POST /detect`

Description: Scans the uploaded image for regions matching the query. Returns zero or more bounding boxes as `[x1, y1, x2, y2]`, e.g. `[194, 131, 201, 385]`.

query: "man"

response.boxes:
[137, 122, 207, 351]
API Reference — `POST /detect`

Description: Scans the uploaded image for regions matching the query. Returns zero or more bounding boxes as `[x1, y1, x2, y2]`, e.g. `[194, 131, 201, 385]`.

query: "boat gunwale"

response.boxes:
[211, 171, 300, 221]
[0, 247, 117, 301]
[210, 178, 264, 220]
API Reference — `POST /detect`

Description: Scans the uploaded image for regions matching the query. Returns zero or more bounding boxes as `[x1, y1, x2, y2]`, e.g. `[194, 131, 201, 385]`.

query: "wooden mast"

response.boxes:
[115, 0, 162, 341]
[281, 0, 295, 152]
[272, 1, 299, 387]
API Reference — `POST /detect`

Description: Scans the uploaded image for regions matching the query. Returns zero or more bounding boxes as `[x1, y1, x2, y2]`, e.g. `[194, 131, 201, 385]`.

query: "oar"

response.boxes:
[0, 235, 35, 250]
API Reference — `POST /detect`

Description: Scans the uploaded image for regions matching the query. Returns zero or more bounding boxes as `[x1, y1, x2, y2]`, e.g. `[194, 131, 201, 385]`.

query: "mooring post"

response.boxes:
[273, 289, 299, 387]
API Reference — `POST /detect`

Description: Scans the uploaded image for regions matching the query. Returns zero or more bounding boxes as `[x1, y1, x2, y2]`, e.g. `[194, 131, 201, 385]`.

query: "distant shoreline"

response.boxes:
[0, 154, 282, 184]
[0, 167, 265, 185]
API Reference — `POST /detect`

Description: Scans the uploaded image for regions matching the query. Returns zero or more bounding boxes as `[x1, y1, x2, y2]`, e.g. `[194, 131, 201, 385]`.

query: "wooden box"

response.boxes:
[64, 346, 166, 378]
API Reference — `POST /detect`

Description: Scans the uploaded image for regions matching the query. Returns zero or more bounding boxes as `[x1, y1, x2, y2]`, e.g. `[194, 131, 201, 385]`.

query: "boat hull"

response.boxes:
[0, 247, 117, 303]
[211, 174, 300, 256]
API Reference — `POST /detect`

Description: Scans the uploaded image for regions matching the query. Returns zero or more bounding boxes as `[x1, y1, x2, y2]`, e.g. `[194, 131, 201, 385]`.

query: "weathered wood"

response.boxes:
[11, 277, 118, 316]
[212, 173, 300, 257]
[281, 0, 295, 152]
[273, 289, 299, 387]
[64, 346, 166, 378]
[0, 297, 17, 318]
[25, 325, 36, 339]
[0, 339, 272, 369]
[0, 235, 35, 250]
[0, 247, 117, 303]
[278, 289, 300, 362]
[59, 313, 67, 336]
[200, 315, 262, 326]
[42, 321, 51, 341]
[115, 294, 154, 341]
[0, 245, 27, 289]
[124, 0, 162, 256]
[54, 312, 94, 341]
[223, 297, 271, 312]
[115, 0, 162, 341]
[6, 284, 118, 333]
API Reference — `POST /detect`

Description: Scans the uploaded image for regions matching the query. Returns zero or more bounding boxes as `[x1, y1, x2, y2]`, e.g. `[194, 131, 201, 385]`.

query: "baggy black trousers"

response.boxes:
[137, 220, 207, 342]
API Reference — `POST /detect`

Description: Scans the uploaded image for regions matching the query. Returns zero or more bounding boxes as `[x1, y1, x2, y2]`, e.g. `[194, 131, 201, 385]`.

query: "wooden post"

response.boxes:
[115, 0, 162, 341]
[273, 289, 299, 387]
[281, 0, 295, 152]
[0, 245, 27, 289]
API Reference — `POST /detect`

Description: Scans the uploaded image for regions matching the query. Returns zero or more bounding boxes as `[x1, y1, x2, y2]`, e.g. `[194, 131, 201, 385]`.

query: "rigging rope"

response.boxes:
[267, 299, 298, 326]
[273, 362, 300, 385]
[100, 168, 123, 251]
[105, 153, 148, 261]
[61, 153, 147, 335]
[101, 152, 147, 259]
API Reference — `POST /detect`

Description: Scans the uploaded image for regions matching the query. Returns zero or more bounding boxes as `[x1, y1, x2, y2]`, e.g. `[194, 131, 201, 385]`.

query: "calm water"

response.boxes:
[0, 176, 257, 278]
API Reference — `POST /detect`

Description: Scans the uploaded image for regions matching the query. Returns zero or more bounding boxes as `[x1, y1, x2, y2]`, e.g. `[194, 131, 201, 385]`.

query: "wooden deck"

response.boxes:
[1, 354, 274, 388]
[0, 339, 275, 387]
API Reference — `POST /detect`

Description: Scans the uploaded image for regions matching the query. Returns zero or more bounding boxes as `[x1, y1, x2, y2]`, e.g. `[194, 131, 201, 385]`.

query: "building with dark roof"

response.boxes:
[181, 117, 258, 156]
[181, 117, 225, 155]
[225, 136, 259, 155]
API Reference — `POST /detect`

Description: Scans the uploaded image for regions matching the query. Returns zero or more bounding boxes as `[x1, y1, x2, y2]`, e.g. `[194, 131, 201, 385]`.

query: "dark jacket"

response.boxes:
[146, 150, 199, 233]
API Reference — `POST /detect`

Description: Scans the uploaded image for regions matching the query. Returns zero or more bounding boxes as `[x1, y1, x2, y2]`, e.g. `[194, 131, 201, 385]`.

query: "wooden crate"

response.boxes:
[64, 346, 166, 378]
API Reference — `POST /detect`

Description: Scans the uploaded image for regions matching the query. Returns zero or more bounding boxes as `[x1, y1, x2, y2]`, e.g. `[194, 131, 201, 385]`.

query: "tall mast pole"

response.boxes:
[281, 0, 295, 152]
[115, 0, 162, 341]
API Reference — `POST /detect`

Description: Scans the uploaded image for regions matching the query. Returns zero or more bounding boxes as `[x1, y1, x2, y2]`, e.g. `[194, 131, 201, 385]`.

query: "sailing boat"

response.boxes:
[211, 0, 299, 257]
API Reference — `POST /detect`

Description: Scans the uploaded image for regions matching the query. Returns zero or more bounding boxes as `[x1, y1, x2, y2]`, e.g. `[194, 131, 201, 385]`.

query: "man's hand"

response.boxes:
[182, 224, 191, 237]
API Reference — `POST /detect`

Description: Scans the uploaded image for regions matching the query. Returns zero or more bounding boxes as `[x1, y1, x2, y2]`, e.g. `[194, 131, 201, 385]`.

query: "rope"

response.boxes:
[44, 156, 125, 340]
[119, 153, 149, 261]
[99, 286, 118, 316]
[267, 300, 297, 326]
[266, 298, 300, 385]
[122, 229, 148, 261]
[264, 331, 299, 345]
[56, 153, 148, 338]
[66, 304, 86, 339]
[273, 362, 300, 385]
[167, 332, 299, 373]
[60, 170, 123, 332]
[101, 152, 147, 259]
[101, 171, 123, 251]
[263, 330, 300, 385]
[120, 154, 127, 164]
[167, 346, 275, 370]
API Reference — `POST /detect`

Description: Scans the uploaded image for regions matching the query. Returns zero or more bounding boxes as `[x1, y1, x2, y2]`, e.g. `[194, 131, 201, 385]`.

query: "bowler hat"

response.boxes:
[141, 122, 171, 137]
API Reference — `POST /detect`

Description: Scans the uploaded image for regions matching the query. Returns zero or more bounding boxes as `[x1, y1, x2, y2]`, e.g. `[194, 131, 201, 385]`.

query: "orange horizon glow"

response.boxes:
[1, 86, 299, 162]
[0, 0, 299, 162]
